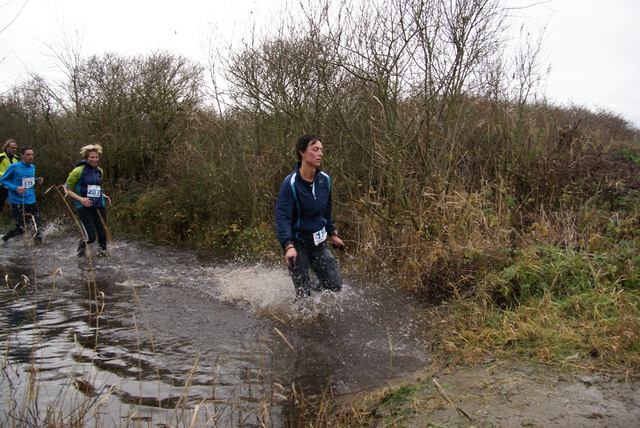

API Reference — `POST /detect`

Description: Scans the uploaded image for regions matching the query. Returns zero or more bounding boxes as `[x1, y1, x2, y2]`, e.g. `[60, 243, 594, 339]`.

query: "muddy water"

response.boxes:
[0, 226, 430, 426]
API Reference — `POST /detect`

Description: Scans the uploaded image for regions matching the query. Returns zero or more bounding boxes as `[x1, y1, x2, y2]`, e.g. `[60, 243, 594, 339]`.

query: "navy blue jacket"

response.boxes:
[64, 160, 106, 210]
[275, 165, 336, 248]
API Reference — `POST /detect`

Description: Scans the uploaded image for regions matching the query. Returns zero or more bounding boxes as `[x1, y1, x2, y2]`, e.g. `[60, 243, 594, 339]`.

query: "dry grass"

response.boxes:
[341, 138, 640, 376]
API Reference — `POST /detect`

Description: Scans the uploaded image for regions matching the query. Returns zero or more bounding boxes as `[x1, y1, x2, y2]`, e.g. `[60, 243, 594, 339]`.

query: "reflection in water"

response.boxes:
[0, 230, 430, 426]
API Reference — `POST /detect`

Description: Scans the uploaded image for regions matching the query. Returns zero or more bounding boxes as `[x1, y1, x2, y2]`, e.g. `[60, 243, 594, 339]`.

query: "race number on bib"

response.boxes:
[313, 227, 327, 246]
[21, 177, 34, 189]
[87, 185, 102, 197]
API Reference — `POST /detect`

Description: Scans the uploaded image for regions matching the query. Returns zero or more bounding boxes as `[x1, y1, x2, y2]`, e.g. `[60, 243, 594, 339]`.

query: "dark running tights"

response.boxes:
[77, 207, 108, 250]
[3, 203, 43, 241]
[289, 241, 342, 299]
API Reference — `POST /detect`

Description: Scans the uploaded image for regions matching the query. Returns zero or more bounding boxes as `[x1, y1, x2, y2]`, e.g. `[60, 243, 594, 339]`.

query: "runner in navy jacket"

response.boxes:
[64, 144, 112, 257]
[275, 134, 345, 300]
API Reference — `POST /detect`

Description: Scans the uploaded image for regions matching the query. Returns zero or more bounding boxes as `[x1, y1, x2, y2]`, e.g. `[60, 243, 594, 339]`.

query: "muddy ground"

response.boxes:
[341, 360, 640, 427]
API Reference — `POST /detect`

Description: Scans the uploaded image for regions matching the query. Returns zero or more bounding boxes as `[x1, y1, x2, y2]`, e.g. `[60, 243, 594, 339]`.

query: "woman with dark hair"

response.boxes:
[275, 134, 345, 300]
[64, 144, 112, 256]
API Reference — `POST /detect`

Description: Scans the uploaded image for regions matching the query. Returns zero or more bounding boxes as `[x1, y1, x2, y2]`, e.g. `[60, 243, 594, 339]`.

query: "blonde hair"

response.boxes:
[80, 144, 103, 158]
[3, 139, 17, 150]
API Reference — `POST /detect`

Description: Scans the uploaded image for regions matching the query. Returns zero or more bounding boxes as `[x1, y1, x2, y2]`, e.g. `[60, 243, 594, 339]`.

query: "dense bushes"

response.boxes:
[0, 0, 638, 368]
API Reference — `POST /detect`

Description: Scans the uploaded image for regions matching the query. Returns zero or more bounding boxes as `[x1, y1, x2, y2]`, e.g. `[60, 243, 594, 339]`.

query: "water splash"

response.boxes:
[0, 237, 431, 426]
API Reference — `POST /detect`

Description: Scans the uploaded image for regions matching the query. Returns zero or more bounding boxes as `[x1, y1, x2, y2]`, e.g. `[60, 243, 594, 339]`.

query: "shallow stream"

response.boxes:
[0, 225, 431, 426]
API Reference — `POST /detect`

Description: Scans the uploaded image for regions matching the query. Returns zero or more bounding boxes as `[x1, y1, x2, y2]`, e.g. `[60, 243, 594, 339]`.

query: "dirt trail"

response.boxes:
[358, 361, 640, 427]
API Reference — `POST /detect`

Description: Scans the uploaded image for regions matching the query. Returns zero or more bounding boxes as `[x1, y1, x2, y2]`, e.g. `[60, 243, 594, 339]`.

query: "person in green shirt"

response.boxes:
[64, 144, 112, 256]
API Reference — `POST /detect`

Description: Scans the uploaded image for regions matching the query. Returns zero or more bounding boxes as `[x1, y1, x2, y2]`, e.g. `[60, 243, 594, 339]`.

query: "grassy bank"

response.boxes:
[318, 144, 640, 426]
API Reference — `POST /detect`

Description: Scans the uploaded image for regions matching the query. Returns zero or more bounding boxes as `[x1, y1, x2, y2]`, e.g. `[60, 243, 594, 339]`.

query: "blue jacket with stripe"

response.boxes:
[0, 161, 39, 205]
[275, 164, 336, 248]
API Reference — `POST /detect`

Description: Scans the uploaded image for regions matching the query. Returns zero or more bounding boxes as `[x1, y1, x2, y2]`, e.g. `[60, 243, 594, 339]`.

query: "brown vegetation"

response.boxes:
[1, 0, 639, 425]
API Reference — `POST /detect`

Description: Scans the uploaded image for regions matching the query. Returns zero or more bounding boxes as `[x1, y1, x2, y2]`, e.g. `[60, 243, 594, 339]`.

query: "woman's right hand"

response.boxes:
[285, 247, 297, 268]
[81, 197, 93, 207]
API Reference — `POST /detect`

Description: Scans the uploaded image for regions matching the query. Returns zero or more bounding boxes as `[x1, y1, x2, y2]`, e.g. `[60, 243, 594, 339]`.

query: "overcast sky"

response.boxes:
[1, 0, 639, 128]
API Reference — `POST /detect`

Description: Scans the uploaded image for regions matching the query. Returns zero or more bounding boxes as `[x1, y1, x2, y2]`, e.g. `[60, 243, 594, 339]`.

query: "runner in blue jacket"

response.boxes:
[0, 146, 44, 243]
[275, 134, 345, 299]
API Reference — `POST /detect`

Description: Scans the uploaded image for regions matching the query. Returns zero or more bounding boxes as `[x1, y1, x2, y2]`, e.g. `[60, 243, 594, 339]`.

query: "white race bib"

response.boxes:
[22, 177, 34, 189]
[87, 185, 102, 197]
[313, 227, 327, 246]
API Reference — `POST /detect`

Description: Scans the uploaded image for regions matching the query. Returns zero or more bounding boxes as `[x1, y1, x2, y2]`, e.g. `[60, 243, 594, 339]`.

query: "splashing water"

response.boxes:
[0, 233, 431, 426]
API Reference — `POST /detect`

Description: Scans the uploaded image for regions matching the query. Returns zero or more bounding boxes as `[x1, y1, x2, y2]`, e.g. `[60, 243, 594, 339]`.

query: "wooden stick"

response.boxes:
[432, 379, 473, 421]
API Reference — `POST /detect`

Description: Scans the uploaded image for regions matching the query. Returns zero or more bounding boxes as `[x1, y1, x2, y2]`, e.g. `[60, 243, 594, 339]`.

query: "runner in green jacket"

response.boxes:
[64, 144, 112, 256]
[0, 139, 20, 214]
